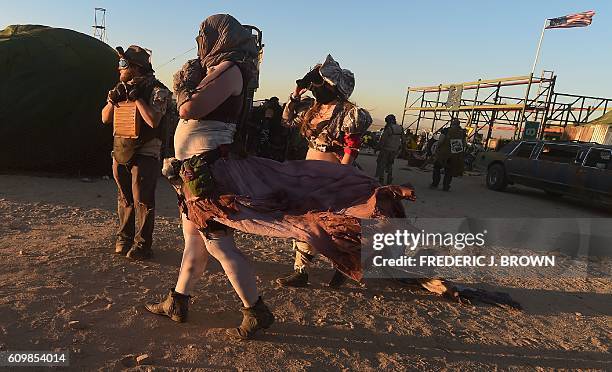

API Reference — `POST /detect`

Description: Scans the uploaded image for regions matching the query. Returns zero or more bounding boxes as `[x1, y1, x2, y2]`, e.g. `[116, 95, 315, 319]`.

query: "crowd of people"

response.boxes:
[100, 13, 480, 340]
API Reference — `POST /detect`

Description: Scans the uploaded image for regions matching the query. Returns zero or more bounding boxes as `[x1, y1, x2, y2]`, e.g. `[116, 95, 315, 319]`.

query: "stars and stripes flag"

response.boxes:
[545, 10, 595, 29]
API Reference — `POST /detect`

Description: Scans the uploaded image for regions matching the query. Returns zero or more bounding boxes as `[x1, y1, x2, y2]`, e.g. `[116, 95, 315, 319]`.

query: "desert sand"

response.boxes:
[0, 155, 610, 371]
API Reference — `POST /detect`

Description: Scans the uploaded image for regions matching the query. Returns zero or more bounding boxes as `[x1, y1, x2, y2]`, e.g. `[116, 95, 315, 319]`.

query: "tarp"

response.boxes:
[0, 25, 117, 175]
[587, 110, 612, 127]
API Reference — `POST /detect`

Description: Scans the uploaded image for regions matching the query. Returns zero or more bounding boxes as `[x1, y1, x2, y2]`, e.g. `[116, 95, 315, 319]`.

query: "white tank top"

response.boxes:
[174, 119, 236, 161]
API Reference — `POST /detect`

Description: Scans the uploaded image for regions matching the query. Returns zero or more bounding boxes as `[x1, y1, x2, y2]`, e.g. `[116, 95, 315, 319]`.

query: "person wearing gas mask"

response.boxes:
[101, 45, 172, 260]
[276, 55, 373, 288]
[375, 114, 403, 185]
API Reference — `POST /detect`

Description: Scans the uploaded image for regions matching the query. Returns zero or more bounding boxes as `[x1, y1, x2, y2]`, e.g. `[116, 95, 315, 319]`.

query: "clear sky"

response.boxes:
[2, 0, 610, 122]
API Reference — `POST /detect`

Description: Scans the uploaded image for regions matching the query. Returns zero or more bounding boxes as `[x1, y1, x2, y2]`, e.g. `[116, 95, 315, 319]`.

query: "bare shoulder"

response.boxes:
[208, 61, 242, 95]
[209, 61, 240, 79]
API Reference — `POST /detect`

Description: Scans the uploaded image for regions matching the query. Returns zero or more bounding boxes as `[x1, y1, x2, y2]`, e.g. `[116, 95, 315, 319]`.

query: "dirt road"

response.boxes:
[0, 155, 610, 371]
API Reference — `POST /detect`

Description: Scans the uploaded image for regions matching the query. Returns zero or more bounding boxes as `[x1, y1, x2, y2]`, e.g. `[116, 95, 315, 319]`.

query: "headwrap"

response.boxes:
[319, 54, 355, 100]
[196, 14, 258, 71]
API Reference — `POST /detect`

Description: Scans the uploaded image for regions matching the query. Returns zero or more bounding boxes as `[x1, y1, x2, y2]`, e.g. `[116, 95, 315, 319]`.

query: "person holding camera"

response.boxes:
[101, 45, 172, 260]
[277, 55, 373, 288]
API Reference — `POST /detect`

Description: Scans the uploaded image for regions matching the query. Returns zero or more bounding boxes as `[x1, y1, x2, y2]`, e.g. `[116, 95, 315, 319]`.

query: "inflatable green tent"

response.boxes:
[0, 25, 117, 175]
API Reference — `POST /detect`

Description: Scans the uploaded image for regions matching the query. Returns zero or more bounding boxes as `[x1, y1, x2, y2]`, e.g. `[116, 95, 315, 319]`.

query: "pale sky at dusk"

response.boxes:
[2, 0, 611, 122]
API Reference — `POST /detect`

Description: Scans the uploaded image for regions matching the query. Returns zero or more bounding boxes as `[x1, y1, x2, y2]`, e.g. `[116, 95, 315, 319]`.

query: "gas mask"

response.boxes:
[296, 67, 338, 104]
[311, 85, 337, 104]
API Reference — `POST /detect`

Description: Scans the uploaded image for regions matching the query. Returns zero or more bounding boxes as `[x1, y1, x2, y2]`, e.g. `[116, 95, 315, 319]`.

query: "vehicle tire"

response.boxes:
[487, 163, 508, 191]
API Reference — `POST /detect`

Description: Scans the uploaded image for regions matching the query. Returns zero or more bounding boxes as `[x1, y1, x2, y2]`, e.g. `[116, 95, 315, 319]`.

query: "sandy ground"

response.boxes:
[0, 154, 610, 371]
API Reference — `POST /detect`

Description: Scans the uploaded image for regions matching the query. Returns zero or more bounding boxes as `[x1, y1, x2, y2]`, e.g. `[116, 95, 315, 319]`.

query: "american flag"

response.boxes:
[546, 10, 595, 29]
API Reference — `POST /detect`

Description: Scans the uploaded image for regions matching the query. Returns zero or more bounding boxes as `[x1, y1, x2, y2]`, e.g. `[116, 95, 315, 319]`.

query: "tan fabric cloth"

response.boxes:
[197, 14, 257, 71]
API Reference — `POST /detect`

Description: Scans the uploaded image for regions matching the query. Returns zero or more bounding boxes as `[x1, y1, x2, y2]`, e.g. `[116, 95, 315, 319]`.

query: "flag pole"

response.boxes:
[531, 18, 548, 76]
[516, 18, 549, 139]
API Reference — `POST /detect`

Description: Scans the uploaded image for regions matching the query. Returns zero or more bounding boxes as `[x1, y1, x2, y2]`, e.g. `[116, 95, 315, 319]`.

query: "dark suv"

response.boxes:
[485, 140, 612, 203]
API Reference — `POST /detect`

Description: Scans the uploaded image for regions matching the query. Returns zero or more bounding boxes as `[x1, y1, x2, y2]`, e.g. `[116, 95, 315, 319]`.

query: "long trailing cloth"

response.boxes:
[179, 156, 415, 281]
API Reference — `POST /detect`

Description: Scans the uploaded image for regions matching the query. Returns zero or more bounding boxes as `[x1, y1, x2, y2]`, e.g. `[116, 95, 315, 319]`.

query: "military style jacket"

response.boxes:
[113, 74, 172, 164]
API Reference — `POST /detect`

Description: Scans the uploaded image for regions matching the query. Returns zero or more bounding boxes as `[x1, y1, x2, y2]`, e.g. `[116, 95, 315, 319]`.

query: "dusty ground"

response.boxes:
[0, 154, 610, 371]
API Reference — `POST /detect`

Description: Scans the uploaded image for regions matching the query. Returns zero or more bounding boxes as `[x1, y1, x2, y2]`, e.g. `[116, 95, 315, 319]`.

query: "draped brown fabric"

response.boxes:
[197, 14, 257, 71]
[181, 156, 415, 281]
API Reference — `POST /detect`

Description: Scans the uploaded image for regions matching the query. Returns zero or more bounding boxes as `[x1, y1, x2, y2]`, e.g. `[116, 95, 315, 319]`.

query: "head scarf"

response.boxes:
[318, 54, 355, 100]
[197, 14, 258, 71]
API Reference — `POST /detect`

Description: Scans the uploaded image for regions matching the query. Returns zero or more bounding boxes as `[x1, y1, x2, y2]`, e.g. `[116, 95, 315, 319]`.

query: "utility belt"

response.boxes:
[163, 147, 233, 235]
[163, 147, 225, 202]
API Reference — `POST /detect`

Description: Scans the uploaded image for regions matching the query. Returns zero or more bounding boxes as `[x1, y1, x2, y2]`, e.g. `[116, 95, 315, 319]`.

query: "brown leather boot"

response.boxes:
[115, 240, 132, 255]
[144, 289, 190, 322]
[276, 270, 308, 287]
[226, 297, 274, 340]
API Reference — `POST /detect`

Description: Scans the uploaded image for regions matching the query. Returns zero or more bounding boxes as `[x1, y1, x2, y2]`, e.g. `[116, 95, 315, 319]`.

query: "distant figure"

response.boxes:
[101, 45, 172, 260]
[430, 118, 467, 191]
[258, 97, 288, 161]
[375, 114, 403, 184]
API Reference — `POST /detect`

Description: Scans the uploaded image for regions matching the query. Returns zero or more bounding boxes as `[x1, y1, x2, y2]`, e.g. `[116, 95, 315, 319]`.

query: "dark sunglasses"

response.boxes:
[118, 58, 129, 69]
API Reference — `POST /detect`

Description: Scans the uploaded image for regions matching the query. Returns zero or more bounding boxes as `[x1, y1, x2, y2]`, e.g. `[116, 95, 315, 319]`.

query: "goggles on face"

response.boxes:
[118, 58, 129, 69]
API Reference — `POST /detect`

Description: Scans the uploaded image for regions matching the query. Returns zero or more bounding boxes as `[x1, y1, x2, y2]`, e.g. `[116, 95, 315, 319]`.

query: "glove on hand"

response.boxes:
[108, 82, 128, 104]
[126, 79, 145, 101]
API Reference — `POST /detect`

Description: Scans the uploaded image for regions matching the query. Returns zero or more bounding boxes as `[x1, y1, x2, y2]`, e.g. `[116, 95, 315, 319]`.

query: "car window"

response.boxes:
[576, 148, 589, 164]
[499, 142, 518, 154]
[537, 144, 581, 164]
[512, 142, 536, 158]
[583, 148, 612, 170]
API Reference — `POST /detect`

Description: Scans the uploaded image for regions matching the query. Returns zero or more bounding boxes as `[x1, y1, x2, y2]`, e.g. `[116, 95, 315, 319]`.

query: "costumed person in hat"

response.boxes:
[143, 14, 415, 340]
[375, 114, 403, 185]
[275, 54, 376, 288]
[101, 45, 172, 260]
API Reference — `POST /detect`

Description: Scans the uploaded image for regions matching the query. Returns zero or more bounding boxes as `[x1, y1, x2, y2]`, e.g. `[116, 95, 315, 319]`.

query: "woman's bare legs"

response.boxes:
[202, 229, 259, 307]
[174, 215, 209, 295]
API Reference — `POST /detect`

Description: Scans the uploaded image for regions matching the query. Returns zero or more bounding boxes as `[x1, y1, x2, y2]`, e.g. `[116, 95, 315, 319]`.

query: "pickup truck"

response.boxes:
[480, 140, 612, 203]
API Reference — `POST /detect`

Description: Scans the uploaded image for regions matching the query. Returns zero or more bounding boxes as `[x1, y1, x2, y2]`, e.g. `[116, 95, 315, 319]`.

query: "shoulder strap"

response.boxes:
[232, 62, 255, 156]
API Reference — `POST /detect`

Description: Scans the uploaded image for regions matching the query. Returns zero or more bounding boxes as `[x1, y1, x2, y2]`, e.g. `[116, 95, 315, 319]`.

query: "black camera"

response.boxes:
[296, 66, 323, 89]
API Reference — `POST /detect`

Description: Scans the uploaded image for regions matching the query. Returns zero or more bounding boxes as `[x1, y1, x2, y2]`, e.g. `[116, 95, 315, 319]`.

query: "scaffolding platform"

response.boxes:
[401, 72, 612, 144]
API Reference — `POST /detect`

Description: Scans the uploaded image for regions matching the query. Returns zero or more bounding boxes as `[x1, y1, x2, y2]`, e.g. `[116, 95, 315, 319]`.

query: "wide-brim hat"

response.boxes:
[116, 45, 154, 72]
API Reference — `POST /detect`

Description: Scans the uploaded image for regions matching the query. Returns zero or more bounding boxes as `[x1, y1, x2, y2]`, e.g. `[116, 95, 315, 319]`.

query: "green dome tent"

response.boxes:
[0, 25, 118, 175]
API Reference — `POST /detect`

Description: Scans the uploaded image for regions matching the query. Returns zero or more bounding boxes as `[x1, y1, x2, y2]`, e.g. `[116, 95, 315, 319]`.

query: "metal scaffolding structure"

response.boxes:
[401, 72, 612, 144]
[92, 8, 107, 43]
